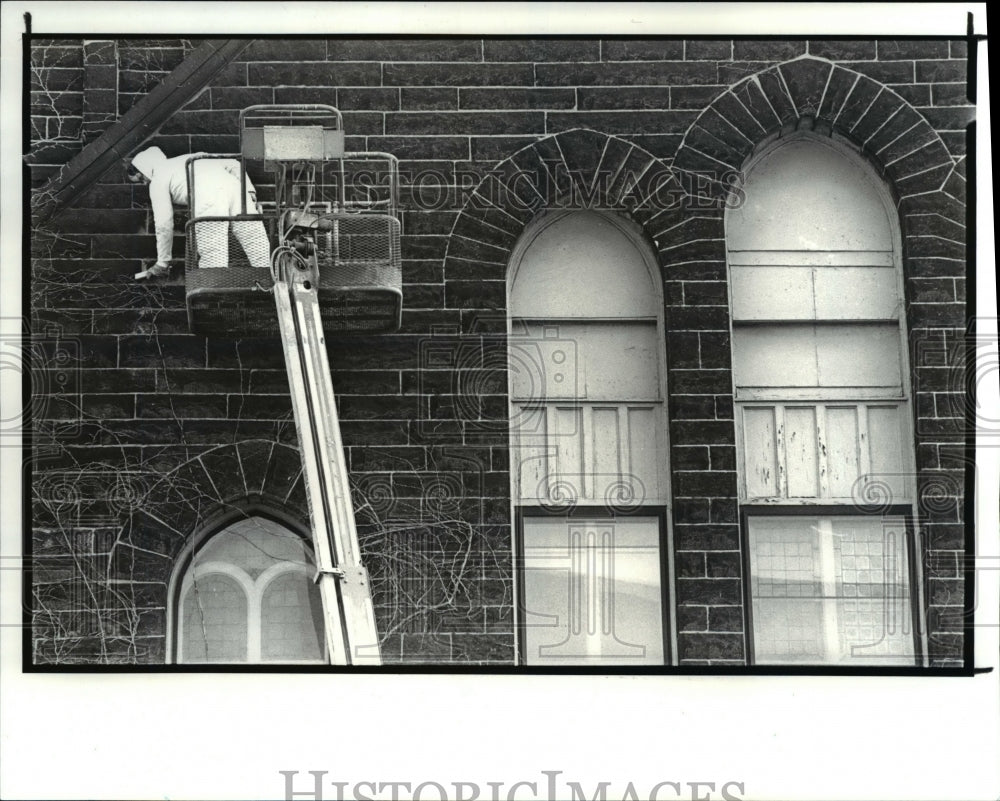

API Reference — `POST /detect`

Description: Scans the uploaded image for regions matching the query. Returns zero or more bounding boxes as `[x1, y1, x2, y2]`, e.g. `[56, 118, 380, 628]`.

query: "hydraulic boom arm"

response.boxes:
[272, 249, 381, 666]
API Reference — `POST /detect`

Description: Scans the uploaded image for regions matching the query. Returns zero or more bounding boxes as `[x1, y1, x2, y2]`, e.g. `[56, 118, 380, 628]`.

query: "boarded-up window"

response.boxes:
[509, 211, 670, 665]
[728, 136, 918, 665]
[729, 137, 913, 504]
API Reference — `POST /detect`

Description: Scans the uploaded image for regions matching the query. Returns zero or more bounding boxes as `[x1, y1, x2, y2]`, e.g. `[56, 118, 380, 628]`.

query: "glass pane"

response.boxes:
[831, 517, 915, 663]
[181, 573, 248, 663]
[178, 516, 326, 664]
[748, 516, 915, 665]
[748, 518, 826, 662]
[522, 517, 663, 665]
[260, 570, 325, 662]
[197, 517, 313, 579]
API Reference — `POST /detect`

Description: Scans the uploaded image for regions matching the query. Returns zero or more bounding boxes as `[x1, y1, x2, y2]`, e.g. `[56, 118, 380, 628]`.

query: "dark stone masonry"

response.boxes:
[27, 37, 974, 667]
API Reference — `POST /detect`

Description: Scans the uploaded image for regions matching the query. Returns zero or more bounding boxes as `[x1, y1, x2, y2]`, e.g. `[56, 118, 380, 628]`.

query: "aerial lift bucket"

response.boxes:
[184, 105, 402, 337]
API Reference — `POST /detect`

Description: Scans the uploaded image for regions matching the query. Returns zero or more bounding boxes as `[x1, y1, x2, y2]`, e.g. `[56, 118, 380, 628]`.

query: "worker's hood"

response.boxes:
[130, 146, 167, 179]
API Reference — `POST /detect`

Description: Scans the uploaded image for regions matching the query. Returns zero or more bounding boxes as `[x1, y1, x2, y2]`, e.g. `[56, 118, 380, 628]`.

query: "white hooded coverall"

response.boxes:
[130, 146, 271, 269]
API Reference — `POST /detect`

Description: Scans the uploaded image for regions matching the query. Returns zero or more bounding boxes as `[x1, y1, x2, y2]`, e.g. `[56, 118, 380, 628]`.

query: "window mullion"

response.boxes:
[248, 576, 262, 663]
[817, 518, 841, 662]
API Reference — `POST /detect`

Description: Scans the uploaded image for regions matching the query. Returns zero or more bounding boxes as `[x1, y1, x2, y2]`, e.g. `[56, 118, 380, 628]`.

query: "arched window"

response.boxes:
[508, 210, 673, 666]
[728, 135, 921, 665]
[173, 515, 326, 664]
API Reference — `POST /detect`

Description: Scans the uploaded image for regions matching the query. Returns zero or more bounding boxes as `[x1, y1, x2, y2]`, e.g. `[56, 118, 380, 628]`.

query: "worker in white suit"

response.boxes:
[128, 146, 271, 278]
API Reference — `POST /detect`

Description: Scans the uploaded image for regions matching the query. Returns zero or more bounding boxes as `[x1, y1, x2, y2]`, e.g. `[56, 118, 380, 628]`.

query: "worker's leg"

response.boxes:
[232, 220, 271, 269]
[230, 179, 271, 269]
[194, 219, 229, 268]
[192, 163, 233, 269]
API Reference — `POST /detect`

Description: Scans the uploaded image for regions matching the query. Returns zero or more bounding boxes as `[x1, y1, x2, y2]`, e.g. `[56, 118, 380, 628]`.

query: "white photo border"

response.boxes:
[1, 4, 995, 800]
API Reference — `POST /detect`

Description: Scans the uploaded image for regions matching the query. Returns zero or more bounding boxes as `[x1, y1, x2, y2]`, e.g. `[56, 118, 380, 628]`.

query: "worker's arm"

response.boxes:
[148, 177, 175, 268]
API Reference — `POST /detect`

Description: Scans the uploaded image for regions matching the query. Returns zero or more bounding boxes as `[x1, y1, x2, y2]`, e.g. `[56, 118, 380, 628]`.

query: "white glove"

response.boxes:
[135, 261, 170, 280]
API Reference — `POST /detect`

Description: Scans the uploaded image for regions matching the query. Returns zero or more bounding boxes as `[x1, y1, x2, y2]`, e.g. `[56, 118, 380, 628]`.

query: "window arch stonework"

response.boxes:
[728, 133, 921, 665]
[671, 57, 967, 667]
[118, 439, 313, 663]
[449, 130, 746, 664]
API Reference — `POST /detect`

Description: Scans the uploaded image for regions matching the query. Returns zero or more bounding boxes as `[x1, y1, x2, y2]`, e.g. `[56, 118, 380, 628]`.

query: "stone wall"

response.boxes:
[28, 37, 974, 666]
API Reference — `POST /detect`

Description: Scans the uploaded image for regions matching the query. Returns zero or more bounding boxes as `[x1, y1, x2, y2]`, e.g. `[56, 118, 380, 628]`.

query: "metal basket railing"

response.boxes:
[260, 151, 400, 223]
[186, 212, 401, 336]
[240, 104, 346, 163]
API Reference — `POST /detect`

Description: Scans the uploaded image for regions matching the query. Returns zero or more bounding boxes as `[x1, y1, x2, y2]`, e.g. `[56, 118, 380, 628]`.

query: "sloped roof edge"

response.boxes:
[33, 38, 253, 223]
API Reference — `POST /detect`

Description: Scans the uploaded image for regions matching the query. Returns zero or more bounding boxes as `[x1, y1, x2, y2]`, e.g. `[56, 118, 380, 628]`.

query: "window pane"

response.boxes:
[742, 406, 779, 498]
[522, 517, 663, 665]
[748, 516, 915, 665]
[830, 516, 915, 663]
[784, 407, 819, 497]
[513, 402, 667, 506]
[197, 517, 313, 576]
[730, 265, 900, 321]
[181, 573, 248, 663]
[866, 405, 909, 500]
[813, 266, 900, 320]
[739, 402, 910, 502]
[825, 407, 861, 497]
[177, 516, 326, 664]
[627, 407, 664, 505]
[260, 570, 325, 662]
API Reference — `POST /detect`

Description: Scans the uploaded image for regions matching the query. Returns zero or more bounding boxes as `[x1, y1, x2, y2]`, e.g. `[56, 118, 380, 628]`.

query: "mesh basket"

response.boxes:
[186, 215, 274, 271]
[306, 212, 401, 283]
[185, 213, 402, 337]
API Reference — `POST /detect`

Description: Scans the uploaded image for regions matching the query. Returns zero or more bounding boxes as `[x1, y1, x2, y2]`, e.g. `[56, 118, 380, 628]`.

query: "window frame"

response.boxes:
[739, 504, 923, 667]
[505, 209, 677, 667]
[177, 560, 325, 665]
[726, 131, 929, 666]
[166, 507, 324, 664]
